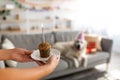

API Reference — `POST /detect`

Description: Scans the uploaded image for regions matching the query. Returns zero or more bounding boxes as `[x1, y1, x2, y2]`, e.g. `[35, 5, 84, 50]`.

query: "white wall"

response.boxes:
[73, 0, 120, 33]
[72, 0, 120, 53]
[0, 0, 74, 30]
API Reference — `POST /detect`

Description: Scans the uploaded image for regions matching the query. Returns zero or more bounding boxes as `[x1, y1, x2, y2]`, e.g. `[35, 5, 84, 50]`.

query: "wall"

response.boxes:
[0, 0, 75, 32]
[72, 0, 120, 53]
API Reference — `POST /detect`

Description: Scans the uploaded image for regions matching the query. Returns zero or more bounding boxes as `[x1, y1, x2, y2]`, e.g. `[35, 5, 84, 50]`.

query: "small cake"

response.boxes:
[38, 42, 51, 58]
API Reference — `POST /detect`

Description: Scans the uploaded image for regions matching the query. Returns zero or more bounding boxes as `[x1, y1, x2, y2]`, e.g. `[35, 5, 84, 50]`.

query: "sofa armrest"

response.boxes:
[101, 38, 113, 53]
[101, 38, 113, 63]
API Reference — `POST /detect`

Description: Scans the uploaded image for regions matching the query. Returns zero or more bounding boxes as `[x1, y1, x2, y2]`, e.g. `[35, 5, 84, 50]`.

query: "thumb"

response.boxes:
[25, 50, 33, 55]
[47, 55, 58, 64]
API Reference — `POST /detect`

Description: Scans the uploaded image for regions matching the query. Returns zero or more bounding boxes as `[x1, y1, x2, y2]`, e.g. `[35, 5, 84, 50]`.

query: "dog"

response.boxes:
[52, 32, 88, 68]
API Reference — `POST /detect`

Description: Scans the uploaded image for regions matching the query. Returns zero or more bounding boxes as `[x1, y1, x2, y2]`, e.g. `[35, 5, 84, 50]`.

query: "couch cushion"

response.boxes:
[2, 32, 55, 50]
[53, 31, 79, 42]
[1, 38, 18, 67]
[87, 52, 109, 64]
[0, 61, 5, 68]
[17, 59, 68, 72]
[85, 34, 102, 51]
[45, 32, 55, 45]
[54, 59, 68, 72]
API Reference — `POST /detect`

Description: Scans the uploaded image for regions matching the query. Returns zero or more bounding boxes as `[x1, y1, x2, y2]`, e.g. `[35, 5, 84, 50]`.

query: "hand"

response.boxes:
[36, 55, 60, 68]
[10, 48, 33, 62]
[47, 55, 60, 68]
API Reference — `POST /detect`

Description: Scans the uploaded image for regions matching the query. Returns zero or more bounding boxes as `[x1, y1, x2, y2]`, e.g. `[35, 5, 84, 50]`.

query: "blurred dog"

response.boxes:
[65, 38, 87, 68]
[53, 32, 87, 68]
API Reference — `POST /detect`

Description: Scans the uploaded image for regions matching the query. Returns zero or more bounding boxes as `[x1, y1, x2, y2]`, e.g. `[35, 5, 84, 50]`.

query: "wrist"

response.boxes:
[46, 62, 57, 72]
[0, 49, 12, 60]
[7, 49, 18, 60]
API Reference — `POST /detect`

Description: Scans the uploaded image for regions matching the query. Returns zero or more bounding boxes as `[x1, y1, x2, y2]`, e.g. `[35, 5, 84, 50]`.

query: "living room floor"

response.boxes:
[109, 52, 120, 71]
[50, 52, 120, 80]
[95, 52, 120, 71]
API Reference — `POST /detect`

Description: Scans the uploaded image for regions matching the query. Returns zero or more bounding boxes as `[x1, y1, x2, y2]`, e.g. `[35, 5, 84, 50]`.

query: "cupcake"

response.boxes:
[38, 42, 51, 58]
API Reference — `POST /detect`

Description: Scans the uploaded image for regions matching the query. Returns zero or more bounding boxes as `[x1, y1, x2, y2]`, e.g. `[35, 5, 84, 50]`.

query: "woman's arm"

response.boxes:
[0, 56, 58, 80]
[0, 48, 33, 62]
[0, 48, 59, 80]
[0, 49, 11, 60]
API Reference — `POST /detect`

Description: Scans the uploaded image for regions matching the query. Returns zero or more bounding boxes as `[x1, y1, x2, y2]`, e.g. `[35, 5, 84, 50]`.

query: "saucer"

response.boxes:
[31, 48, 60, 62]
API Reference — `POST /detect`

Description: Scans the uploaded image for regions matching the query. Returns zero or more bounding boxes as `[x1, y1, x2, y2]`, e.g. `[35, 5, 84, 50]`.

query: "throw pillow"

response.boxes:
[87, 41, 97, 54]
[2, 38, 18, 67]
[85, 34, 102, 51]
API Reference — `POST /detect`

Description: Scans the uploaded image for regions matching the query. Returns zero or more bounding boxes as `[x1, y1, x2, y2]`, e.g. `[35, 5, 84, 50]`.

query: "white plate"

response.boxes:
[31, 48, 60, 62]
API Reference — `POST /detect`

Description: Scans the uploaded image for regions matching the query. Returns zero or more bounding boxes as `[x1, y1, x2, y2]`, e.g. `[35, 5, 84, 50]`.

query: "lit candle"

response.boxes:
[41, 23, 45, 43]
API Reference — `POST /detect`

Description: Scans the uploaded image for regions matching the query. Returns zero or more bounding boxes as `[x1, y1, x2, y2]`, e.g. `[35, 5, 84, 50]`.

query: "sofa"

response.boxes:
[0, 31, 113, 80]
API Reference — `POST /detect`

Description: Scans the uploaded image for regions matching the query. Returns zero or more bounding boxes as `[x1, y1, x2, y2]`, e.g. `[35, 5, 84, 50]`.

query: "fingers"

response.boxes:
[52, 55, 60, 62]
[35, 61, 45, 66]
[21, 54, 34, 62]
[25, 50, 33, 55]
[24, 50, 34, 61]
[14, 48, 33, 55]
[47, 55, 60, 65]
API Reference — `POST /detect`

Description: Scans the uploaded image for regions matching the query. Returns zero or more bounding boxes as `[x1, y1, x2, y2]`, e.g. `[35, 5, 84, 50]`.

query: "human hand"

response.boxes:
[47, 55, 60, 68]
[9, 48, 33, 62]
[36, 55, 60, 68]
